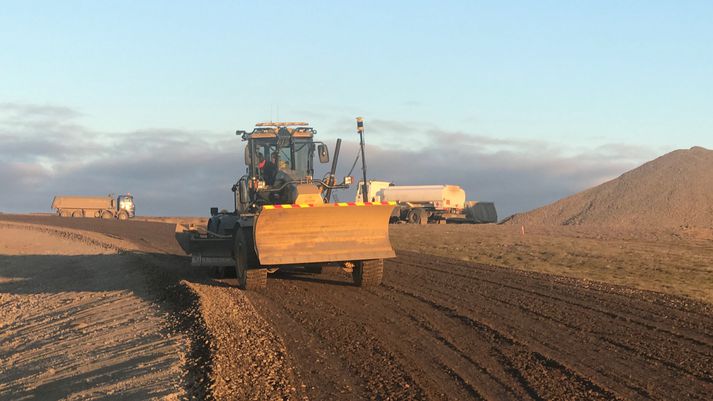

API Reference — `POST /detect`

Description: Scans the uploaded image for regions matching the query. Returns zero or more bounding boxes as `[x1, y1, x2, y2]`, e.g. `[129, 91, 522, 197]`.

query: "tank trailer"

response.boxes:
[357, 181, 497, 224]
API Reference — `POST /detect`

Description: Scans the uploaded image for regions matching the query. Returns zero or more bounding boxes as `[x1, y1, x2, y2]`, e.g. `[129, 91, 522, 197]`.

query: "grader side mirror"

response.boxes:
[244, 145, 251, 165]
[317, 144, 329, 163]
[239, 179, 249, 204]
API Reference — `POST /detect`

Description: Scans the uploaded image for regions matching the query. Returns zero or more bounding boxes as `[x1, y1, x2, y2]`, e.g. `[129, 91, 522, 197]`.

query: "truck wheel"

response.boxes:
[72, 210, 84, 218]
[117, 211, 129, 221]
[407, 209, 428, 224]
[234, 229, 266, 290]
[59, 210, 70, 217]
[418, 209, 429, 225]
[101, 211, 113, 219]
[352, 259, 384, 287]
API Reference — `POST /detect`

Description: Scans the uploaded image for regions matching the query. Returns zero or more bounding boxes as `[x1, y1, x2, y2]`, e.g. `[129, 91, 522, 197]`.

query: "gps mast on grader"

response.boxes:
[176, 120, 396, 290]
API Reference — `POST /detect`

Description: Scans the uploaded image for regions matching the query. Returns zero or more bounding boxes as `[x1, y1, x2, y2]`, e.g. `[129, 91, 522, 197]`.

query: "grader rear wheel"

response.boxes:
[352, 259, 384, 287]
[234, 229, 266, 290]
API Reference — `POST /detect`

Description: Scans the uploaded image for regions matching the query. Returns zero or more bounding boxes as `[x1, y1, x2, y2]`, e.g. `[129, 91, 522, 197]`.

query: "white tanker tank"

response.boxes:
[356, 181, 468, 224]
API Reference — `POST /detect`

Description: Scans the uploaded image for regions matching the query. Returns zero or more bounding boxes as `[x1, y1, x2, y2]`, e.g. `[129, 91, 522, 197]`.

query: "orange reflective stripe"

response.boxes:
[262, 201, 396, 209]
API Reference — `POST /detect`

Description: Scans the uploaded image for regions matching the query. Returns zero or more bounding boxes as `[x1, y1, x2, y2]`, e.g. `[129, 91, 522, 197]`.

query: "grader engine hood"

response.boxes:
[254, 201, 397, 265]
[285, 183, 323, 205]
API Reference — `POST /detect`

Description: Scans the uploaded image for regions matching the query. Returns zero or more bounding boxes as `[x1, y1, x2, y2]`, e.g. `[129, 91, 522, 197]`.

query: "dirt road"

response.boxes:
[2, 214, 712, 400]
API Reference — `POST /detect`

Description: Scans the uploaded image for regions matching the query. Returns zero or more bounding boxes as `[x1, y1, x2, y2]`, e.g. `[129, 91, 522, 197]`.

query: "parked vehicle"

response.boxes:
[51, 194, 135, 220]
[357, 181, 497, 224]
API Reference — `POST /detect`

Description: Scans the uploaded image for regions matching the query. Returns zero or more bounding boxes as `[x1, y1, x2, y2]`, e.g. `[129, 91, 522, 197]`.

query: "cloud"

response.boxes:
[0, 104, 239, 215]
[0, 102, 81, 120]
[329, 125, 655, 218]
[0, 103, 657, 218]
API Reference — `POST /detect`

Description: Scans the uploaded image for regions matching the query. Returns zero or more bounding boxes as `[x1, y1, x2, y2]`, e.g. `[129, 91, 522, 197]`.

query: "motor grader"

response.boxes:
[175, 121, 396, 289]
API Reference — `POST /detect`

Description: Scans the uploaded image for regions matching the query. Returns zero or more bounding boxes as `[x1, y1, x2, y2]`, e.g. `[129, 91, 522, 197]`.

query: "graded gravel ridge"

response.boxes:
[2, 214, 712, 400]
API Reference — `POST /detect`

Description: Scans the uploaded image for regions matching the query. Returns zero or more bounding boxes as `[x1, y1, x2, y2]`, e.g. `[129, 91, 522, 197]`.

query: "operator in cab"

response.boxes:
[260, 152, 279, 186]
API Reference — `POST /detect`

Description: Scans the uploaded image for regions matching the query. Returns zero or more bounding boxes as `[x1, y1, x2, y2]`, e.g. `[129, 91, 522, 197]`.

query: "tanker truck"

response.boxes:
[356, 181, 497, 224]
[51, 194, 135, 220]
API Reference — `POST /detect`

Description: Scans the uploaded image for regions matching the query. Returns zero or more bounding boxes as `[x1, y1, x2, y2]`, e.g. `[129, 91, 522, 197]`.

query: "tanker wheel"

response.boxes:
[407, 209, 428, 225]
[71, 210, 84, 218]
[234, 229, 266, 290]
[117, 211, 129, 221]
[352, 259, 384, 287]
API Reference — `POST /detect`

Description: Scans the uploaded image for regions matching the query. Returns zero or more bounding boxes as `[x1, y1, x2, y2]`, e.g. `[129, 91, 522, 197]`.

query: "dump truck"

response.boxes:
[51, 194, 135, 220]
[175, 121, 396, 290]
[356, 181, 497, 224]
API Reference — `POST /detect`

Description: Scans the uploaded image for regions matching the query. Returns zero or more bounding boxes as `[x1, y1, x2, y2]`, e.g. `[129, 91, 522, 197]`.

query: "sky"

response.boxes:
[1, 1, 712, 217]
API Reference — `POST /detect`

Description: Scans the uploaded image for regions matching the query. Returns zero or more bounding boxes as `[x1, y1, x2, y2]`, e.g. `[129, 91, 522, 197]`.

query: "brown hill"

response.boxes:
[508, 146, 713, 228]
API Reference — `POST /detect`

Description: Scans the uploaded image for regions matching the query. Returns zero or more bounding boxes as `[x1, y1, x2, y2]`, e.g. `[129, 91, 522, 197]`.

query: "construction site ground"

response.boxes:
[1, 214, 712, 400]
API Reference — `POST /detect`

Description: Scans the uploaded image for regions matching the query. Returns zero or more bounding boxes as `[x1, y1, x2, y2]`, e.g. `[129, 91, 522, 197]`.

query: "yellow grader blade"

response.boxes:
[254, 202, 397, 265]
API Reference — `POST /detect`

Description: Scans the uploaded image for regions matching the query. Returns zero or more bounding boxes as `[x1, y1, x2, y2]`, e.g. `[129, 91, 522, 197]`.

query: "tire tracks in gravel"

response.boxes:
[250, 251, 713, 401]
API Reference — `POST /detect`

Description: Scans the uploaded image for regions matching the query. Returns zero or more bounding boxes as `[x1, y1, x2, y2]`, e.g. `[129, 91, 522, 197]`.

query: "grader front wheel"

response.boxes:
[234, 229, 267, 290]
[352, 259, 384, 287]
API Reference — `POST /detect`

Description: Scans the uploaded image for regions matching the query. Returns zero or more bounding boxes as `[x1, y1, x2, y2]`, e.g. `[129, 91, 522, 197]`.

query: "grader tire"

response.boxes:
[352, 259, 384, 287]
[234, 229, 267, 290]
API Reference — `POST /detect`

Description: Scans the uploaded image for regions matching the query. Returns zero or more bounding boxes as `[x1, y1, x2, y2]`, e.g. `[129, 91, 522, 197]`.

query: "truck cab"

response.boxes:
[356, 180, 394, 203]
[117, 194, 135, 218]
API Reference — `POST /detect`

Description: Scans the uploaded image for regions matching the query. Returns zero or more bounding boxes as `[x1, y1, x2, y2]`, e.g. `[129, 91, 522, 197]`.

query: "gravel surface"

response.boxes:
[251, 253, 713, 400]
[0, 222, 187, 400]
[3, 214, 712, 400]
